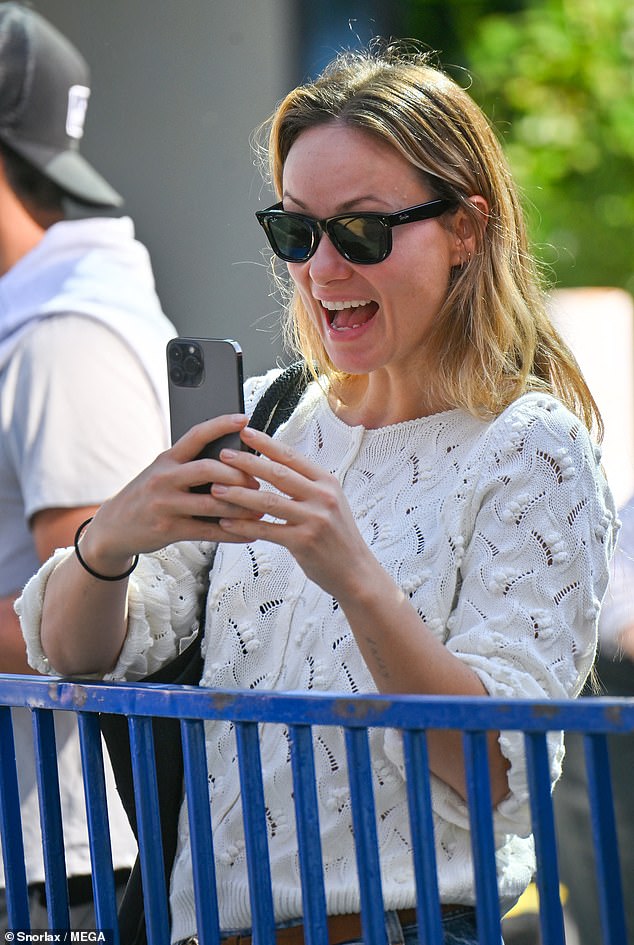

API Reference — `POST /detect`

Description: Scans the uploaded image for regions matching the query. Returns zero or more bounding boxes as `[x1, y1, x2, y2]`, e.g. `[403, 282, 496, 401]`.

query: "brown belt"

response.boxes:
[219, 906, 469, 945]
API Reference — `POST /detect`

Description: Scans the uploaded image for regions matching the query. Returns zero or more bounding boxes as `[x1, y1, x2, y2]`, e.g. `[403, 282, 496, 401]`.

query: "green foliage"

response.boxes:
[465, 0, 634, 291]
[405, 0, 526, 71]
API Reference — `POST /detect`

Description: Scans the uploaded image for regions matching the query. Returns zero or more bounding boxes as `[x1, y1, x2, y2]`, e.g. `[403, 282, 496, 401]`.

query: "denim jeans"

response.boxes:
[360, 908, 502, 945]
[191, 908, 504, 945]
[405, 911, 479, 945]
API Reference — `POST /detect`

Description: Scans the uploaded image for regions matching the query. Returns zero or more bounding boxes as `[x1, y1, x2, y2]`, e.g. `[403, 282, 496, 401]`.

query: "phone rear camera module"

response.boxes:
[168, 341, 205, 387]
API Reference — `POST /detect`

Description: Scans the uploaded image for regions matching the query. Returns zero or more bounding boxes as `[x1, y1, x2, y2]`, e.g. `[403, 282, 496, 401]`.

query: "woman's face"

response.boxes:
[281, 122, 467, 383]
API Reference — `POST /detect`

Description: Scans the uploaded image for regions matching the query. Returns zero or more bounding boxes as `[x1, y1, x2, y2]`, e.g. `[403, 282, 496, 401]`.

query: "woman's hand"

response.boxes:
[211, 425, 375, 600]
[78, 414, 263, 575]
[39, 414, 263, 676]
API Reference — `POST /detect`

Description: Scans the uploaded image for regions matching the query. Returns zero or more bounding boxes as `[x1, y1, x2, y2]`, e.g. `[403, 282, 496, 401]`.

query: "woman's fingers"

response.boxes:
[214, 429, 344, 529]
[173, 419, 319, 495]
[169, 414, 249, 463]
[166, 415, 265, 495]
[211, 482, 299, 524]
[216, 427, 325, 498]
[173, 455, 261, 493]
[240, 425, 323, 479]
[206, 425, 374, 601]
[88, 419, 266, 557]
[173, 484, 266, 522]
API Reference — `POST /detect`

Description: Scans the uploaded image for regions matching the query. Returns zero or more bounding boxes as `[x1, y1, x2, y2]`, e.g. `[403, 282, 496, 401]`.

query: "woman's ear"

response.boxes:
[452, 195, 489, 266]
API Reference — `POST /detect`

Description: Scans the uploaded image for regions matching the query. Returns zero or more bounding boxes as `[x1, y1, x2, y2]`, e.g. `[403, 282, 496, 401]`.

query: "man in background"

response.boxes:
[0, 2, 176, 926]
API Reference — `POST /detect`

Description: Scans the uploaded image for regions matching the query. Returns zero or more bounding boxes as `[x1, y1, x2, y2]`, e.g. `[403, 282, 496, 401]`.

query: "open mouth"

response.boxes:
[321, 299, 378, 331]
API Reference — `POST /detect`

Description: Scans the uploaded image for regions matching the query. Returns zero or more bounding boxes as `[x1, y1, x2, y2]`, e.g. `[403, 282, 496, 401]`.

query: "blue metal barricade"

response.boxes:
[0, 674, 632, 945]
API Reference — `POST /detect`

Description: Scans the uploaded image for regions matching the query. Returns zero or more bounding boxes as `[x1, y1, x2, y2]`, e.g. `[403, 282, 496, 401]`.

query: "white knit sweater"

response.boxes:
[19, 372, 618, 940]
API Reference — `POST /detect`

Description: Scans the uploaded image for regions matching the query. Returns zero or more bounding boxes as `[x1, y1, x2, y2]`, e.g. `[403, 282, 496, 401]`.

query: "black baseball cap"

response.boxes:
[0, 2, 122, 206]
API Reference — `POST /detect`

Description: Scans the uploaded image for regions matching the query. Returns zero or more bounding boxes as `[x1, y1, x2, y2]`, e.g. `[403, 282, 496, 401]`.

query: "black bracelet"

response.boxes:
[74, 517, 139, 582]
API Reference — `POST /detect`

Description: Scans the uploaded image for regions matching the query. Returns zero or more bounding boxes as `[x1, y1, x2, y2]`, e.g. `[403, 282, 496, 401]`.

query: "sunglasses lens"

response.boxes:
[258, 209, 392, 264]
[265, 214, 314, 262]
[331, 216, 388, 263]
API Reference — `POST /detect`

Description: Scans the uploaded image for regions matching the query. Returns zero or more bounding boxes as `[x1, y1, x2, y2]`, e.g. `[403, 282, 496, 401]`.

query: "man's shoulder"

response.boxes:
[8, 314, 163, 416]
[17, 313, 146, 359]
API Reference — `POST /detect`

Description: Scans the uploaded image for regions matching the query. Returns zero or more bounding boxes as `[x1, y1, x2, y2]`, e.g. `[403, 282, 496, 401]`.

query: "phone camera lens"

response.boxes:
[183, 354, 202, 376]
[169, 365, 185, 384]
[169, 344, 184, 363]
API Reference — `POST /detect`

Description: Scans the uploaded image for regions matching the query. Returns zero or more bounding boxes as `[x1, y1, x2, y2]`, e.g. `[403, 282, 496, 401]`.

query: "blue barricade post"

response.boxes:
[0, 674, 632, 945]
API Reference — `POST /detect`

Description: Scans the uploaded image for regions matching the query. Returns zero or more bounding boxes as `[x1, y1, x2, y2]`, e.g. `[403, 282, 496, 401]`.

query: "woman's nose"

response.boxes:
[307, 232, 352, 286]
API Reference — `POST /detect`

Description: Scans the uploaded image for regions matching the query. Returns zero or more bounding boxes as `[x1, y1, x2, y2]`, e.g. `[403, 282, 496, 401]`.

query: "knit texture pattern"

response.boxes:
[18, 373, 618, 941]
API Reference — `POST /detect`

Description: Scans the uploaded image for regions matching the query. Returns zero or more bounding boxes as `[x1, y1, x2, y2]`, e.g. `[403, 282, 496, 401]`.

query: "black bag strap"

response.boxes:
[250, 360, 313, 437]
[102, 360, 311, 945]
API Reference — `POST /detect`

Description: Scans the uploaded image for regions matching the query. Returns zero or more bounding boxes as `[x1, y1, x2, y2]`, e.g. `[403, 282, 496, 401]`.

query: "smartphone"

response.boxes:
[167, 337, 245, 493]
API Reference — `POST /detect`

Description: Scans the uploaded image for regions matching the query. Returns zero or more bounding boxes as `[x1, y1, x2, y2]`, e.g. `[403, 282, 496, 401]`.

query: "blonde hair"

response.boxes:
[256, 41, 602, 436]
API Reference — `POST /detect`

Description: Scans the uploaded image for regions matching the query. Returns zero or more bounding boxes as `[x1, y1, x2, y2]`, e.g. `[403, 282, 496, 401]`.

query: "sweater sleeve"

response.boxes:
[107, 540, 215, 679]
[438, 396, 617, 833]
[16, 540, 215, 680]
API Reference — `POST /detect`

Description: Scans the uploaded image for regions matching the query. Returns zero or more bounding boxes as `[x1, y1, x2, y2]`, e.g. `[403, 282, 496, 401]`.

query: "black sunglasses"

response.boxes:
[255, 198, 455, 265]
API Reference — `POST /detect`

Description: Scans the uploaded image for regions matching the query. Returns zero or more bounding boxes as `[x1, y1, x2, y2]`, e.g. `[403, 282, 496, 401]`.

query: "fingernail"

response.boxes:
[220, 449, 237, 459]
[241, 426, 256, 439]
[212, 484, 227, 495]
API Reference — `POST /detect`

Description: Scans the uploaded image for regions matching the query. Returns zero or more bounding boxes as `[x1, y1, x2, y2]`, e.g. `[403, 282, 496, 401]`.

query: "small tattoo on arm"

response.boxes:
[365, 635, 391, 681]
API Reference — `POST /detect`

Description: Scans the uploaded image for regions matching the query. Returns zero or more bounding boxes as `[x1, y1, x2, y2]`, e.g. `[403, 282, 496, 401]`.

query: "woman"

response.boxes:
[18, 43, 617, 945]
